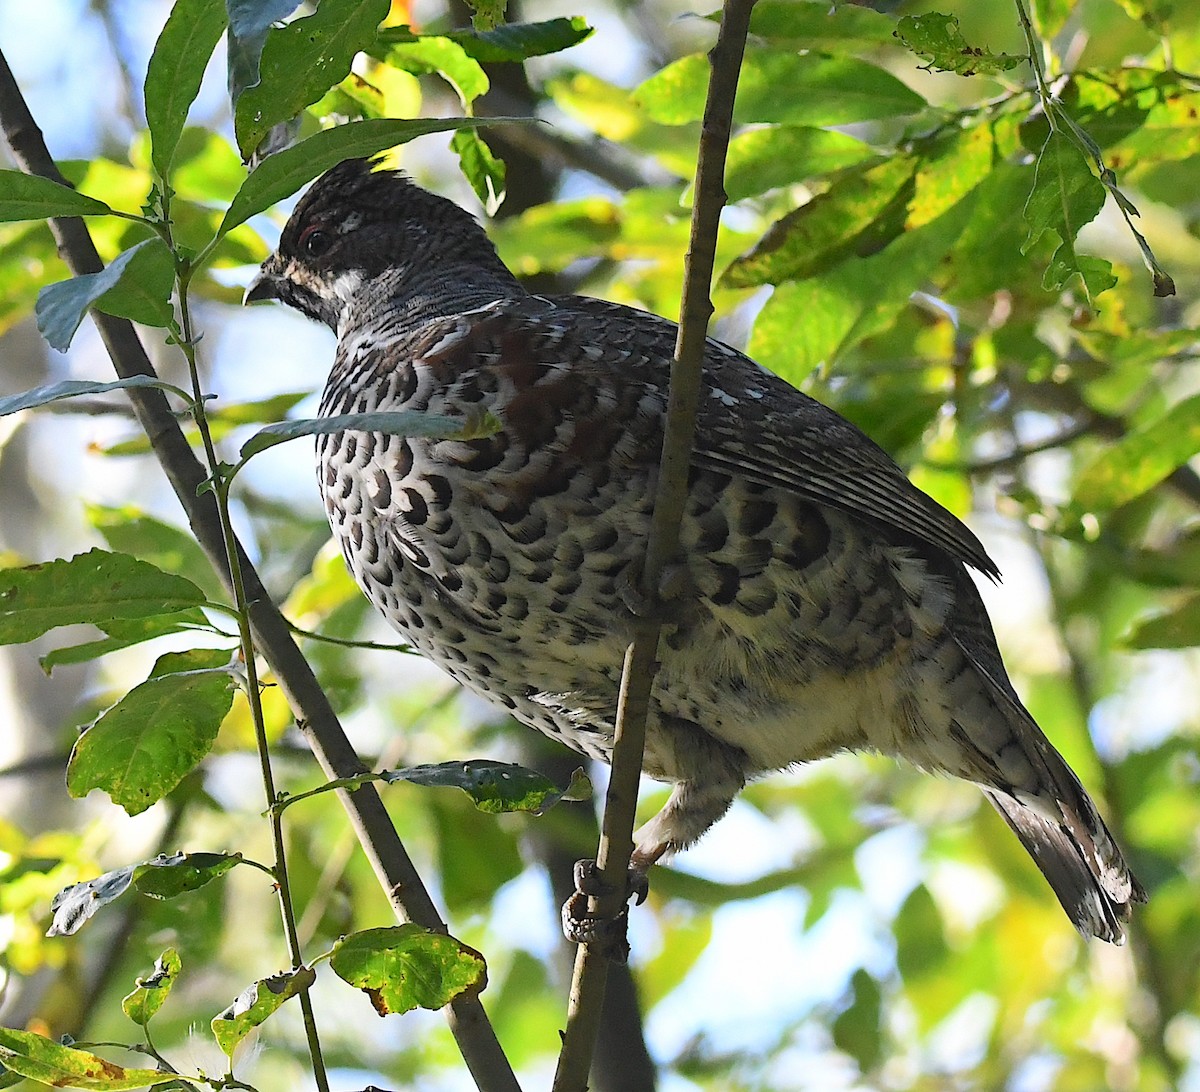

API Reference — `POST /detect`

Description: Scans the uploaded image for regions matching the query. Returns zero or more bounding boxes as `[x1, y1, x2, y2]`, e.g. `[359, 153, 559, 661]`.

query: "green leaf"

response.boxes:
[40, 611, 211, 673]
[131, 849, 243, 898]
[90, 237, 176, 328]
[384, 760, 591, 814]
[491, 196, 621, 275]
[451, 128, 506, 212]
[216, 117, 504, 238]
[0, 548, 207, 645]
[1022, 131, 1108, 302]
[0, 170, 113, 222]
[1124, 595, 1200, 650]
[722, 155, 917, 288]
[89, 504, 227, 601]
[384, 36, 489, 109]
[47, 852, 242, 936]
[211, 967, 317, 1056]
[234, 0, 391, 159]
[67, 648, 236, 816]
[832, 969, 883, 1072]
[0, 1029, 176, 1090]
[122, 949, 182, 1026]
[1032, 0, 1078, 39]
[724, 125, 873, 201]
[237, 409, 498, 463]
[144, 0, 228, 178]
[464, 0, 507, 32]
[36, 240, 172, 351]
[445, 16, 591, 63]
[635, 49, 925, 126]
[747, 0, 898, 47]
[747, 189, 977, 383]
[225, 1, 304, 116]
[0, 375, 189, 419]
[329, 925, 487, 1015]
[1073, 392, 1200, 510]
[895, 13, 1025, 76]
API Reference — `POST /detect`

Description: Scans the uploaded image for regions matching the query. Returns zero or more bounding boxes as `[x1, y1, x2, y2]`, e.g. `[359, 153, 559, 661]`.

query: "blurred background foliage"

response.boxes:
[1, 0, 1199, 1089]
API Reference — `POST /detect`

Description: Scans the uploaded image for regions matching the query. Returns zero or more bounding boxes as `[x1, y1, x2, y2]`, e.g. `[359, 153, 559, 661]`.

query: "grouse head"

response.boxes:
[245, 158, 518, 332]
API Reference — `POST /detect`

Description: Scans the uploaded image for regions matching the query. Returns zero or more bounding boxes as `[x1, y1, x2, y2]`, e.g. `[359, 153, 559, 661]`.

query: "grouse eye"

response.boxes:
[298, 225, 332, 259]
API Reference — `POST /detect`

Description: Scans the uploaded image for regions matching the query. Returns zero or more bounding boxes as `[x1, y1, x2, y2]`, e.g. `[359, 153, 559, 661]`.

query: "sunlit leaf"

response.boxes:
[635, 49, 926, 126]
[0, 1029, 176, 1089]
[463, 0, 506, 32]
[40, 610, 211, 673]
[144, 0, 228, 178]
[122, 948, 182, 1026]
[235, 0, 390, 159]
[383, 760, 590, 814]
[211, 967, 317, 1055]
[722, 155, 916, 288]
[217, 117, 502, 238]
[329, 925, 487, 1014]
[67, 648, 236, 816]
[747, 0, 897, 47]
[1022, 131, 1109, 302]
[451, 128, 505, 212]
[383, 36, 488, 108]
[895, 12, 1025, 76]
[724, 125, 873, 201]
[47, 852, 242, 936]
[1073, 392, 1200, 510]
[0, 549, 206, 645]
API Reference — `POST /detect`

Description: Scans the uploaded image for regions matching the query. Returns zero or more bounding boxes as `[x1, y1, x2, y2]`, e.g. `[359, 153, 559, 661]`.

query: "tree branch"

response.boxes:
[550, 2, 757, 1089]
[0, 48, 520, 1092]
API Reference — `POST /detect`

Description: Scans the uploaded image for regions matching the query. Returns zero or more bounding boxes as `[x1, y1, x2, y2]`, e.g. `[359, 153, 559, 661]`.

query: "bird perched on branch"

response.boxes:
[246, 158, 1144, 944]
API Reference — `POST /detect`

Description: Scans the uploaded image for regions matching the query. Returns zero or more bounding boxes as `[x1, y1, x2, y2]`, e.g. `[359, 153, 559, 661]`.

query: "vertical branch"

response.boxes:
[0, 48, 521, 1092]
[551, 2, 757, 1089]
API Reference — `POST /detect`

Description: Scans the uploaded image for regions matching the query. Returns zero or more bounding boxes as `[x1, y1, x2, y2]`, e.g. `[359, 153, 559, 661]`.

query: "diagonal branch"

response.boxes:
[550, 2, 757, 1088]
[0, 48, 520, 1092]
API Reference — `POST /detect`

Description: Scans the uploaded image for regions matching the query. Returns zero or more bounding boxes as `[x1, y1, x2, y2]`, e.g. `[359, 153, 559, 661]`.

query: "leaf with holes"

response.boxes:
[122, 949, 182, 1026]
[211, 967, 317, 1056]
[895, 12, 1025, 76]
[384, 760, 591, 814]
[234, 0, 391, 158]
[48, 852, 243, 937]
[330, 925, 487, 1015]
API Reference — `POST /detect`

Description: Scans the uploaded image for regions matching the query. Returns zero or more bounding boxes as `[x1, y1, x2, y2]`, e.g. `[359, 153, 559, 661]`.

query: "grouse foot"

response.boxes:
[560, 859, 650, 963]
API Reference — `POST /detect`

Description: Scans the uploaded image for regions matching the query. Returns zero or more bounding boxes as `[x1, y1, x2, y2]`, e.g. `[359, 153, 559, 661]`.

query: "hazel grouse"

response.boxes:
[245, 158, 1144, 943]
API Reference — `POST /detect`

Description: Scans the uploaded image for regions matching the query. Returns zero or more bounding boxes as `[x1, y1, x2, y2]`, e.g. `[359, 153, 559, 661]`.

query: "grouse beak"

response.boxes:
[243, 258, 284, 306]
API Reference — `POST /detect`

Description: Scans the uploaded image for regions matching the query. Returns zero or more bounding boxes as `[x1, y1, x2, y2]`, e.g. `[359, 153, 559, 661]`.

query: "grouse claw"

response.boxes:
[559, 859, 651, 962]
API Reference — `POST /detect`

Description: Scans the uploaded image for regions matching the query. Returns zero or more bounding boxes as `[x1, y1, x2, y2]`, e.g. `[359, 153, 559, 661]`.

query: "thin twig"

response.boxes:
[0, 49, 521, 1092]
[550, 2, 757, 1089]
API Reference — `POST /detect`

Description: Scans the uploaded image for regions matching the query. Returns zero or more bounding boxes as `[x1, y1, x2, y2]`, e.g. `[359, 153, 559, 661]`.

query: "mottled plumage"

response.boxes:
[246, 159, 1145, 942]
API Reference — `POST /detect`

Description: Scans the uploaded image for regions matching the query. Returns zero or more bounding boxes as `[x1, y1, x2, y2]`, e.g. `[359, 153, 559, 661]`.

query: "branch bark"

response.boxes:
[551, 2, 757, 1088]
[0, 48, 520, 1092]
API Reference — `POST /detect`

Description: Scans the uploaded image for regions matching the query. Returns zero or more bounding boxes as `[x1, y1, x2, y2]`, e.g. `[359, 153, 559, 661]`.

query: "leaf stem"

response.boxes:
[168, 224, 330, 1091]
